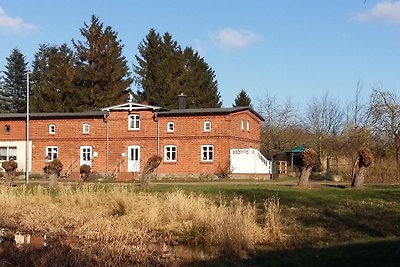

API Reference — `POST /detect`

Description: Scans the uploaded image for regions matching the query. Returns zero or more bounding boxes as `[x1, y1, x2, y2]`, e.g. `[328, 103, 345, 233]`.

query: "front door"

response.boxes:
[80, 146, 92, 166]
[128, 145, 140, 172]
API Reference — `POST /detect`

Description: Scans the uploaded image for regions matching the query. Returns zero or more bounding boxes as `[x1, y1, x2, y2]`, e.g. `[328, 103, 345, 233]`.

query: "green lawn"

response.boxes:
[145, 182, 400, 266]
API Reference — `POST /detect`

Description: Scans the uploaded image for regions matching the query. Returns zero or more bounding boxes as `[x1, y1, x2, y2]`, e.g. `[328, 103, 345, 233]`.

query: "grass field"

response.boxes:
[1, 181, 400, 266]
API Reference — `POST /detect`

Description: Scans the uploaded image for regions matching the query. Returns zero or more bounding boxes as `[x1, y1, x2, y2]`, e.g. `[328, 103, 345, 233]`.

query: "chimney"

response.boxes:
[178, 92, 187, 109]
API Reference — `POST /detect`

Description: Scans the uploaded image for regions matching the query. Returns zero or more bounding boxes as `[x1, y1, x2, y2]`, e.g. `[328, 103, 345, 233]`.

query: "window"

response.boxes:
[83, 123, 90, 134]
[5, 125, 10, 134]
[167, 122, 174, 133]
[0, 146, 17, 161]
[201, 145, 214, 162]
[128, 114, 140, 130]
[164, 145, 177, 162]
[246, 121, 250, 132]
[49, 124, 56, 134]
[241, 119, 244, 131]
[46, 146, 58, 161]
[203, 121, 212, 132]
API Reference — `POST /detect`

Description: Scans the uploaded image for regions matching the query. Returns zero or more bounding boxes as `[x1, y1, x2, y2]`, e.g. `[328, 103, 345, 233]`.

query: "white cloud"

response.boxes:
[354, 1, 400, 24]
[214, 28, 261, 49]
[0, 6, 37, 35]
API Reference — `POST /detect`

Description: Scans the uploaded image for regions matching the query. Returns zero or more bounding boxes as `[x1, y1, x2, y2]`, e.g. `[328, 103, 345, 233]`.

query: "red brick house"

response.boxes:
[0, 99, 270, 180]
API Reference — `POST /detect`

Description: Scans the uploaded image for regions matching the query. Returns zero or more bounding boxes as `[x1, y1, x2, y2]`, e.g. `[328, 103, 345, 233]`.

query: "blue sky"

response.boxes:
[1, 0, 400, 111]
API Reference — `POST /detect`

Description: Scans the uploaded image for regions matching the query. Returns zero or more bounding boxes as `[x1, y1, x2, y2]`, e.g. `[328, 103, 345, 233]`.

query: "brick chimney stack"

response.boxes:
[178, 92, 187, 109]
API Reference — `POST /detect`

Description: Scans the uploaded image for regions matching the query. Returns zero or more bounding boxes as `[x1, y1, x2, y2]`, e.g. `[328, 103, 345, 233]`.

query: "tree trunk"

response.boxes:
[351, 166, 367, 188]
[298, 167, 312, 187]
[140, 156, 162, 186]
[3, 172, 13, 186]
[48, 173, 58, 188]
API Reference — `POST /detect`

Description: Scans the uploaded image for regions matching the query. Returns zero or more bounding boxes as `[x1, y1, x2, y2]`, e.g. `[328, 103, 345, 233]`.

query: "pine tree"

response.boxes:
[31, 44, 77, 112]
[2, 48, 28, 113]
[181, 47, 221, 108]
[233, 89, 252, 107]
[0, 75, 7, 112]
[135, 29, 222, 109]
[135, 29, 183, 108]
[73, 15, 132, 110]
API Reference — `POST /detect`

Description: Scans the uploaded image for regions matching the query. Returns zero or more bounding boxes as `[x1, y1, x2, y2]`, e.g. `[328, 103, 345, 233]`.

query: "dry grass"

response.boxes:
[0, 184, 281, 265]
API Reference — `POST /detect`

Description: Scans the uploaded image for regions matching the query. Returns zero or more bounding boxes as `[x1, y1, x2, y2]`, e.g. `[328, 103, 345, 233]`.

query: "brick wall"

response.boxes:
[0, 107, 263, 180]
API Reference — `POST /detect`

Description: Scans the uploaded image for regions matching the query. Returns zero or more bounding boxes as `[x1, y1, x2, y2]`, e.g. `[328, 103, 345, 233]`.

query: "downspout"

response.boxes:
[104, 113, 109, 176]
[154, 111, 160, 156]
[153, 111, 160, 175]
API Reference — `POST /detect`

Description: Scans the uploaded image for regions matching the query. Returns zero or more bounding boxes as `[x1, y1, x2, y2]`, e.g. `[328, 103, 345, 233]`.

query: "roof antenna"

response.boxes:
[128, 93, 133, 103]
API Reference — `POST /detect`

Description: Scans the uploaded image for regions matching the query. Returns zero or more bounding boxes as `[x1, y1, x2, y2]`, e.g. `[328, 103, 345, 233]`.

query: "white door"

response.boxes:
[80, 146, 92, 166]
[128, 145, 140, 172]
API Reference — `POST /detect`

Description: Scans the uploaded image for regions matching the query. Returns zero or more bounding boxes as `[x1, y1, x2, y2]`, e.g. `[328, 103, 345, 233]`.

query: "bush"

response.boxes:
[43, 159, 63, 176]
[80, 164, 92, 183]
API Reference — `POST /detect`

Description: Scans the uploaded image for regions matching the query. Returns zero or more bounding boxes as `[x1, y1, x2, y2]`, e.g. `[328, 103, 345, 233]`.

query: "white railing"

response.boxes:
[230, 148, 271, 174]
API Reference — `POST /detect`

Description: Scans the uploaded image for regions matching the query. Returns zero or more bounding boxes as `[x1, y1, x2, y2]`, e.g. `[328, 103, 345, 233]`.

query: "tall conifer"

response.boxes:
[135, 29, 222, 109]
[2, 48, 28, 113]
[181, 47, 221, 108]
[73, 15, 132, 110]
[31, 44, 77, 112]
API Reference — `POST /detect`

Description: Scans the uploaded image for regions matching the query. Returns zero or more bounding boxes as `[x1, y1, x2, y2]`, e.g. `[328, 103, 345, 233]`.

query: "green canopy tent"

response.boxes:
[286, 145, 307, 171]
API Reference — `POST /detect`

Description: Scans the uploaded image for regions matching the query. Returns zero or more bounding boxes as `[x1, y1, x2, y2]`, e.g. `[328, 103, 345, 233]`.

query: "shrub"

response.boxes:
[43, 159, 63, 176]
[80, 164, 92, 183]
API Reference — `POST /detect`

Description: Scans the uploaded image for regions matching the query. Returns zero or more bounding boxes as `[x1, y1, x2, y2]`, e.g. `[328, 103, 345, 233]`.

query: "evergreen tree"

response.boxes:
[2, 48, 28, 113]
[0, 75, 7, 112]
[181, 47, 221, 108]
[135, 29, 183, 108]
[135, 29, 222, 109]
[233, 89, 252, 107]
[73, 15, 132, 110]
[31, 44, 77, 112]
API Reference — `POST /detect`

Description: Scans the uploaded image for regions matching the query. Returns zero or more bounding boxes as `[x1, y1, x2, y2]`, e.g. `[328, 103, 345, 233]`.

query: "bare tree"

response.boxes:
[345, 80, 368, 129]
[305, 92, 344, 167]
[368, 89, 400, 169]
[341, 81, 371, 166]
[257, 94, 301, 159]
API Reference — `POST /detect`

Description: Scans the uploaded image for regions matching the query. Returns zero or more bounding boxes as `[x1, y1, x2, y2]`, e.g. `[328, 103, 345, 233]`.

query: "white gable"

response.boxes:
[101, 102, 162, 112]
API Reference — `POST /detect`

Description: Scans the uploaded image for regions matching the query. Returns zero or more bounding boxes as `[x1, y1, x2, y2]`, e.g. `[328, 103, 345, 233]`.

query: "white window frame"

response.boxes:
[203, 121, 212, 132]
[201, 145, 214, 162]
[246, 120, 250, 132]
[128, 114, 140, 130]
[241, 119, 244, 131]
[49, 124, 56, 134]
[0, 146, 17, 161]
[167, 122, 175, 133]
[164, 145, 177, 162]
[46, 146, 58, 161]
[80, 146, 92, 166]
[83, 123, 90, 134]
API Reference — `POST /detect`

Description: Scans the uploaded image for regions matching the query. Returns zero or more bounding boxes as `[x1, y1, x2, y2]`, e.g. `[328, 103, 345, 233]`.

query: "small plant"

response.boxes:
[111, 200, 127, 217]
[216, 161, 234, 179]
[264, 196, 282, 242]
